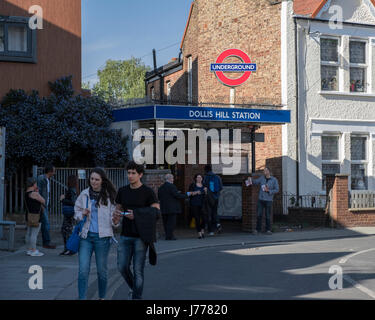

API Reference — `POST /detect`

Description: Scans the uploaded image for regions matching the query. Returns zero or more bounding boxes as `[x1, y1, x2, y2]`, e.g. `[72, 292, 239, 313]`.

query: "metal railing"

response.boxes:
[36, 167, 129, 230]
[280, 193, 327, 215]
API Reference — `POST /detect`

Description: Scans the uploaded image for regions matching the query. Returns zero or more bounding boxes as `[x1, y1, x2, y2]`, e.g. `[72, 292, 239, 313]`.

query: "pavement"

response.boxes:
[1, 222, 375, 300]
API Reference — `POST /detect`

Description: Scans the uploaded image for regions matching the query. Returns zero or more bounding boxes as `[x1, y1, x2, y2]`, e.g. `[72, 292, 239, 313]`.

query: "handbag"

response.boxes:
[66, 195, 89, 253]
[25, 197, 42, 228]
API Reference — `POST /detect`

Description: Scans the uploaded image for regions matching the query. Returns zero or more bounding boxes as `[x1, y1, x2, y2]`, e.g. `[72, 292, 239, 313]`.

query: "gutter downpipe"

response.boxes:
[294, 16, 300, 203]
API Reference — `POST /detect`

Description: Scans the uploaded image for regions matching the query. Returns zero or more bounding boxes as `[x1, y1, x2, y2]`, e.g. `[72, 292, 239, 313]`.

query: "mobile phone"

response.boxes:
[121, 211, 132, 215]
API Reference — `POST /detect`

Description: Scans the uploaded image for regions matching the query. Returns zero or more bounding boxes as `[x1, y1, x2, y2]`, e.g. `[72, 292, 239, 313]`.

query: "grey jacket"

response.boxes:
[252, 175, 279, 202]
[37, 174, 49, 206]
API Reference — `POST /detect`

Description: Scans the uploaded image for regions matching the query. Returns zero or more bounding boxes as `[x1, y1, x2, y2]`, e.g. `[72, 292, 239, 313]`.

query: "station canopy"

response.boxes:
[113, 104, 290, 129]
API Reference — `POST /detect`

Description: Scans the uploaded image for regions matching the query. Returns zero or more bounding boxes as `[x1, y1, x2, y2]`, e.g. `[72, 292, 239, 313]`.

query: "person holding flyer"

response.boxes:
[246, 167, 279, 235]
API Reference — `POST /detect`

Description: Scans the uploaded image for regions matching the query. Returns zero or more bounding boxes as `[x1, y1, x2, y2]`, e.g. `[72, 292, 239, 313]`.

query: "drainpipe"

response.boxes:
[294, 17, 300, 202]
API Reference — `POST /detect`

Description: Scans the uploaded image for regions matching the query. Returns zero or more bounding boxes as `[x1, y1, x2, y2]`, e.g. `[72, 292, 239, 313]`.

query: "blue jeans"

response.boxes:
[78, 232, 111, 300]
[256, 200, 273, 232]
[40, 206, 51, 245]
[117, 236, 147, 300]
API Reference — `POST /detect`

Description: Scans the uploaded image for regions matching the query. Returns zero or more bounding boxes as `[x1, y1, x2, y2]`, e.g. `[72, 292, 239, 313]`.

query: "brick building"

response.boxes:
[140, 0, 375, 228]
[140, 0, 289, 230]
[0, 0, 82, 97]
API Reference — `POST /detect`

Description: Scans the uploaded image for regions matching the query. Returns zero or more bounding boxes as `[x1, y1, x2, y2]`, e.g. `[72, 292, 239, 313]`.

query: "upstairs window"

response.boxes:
[321, 38, 340, 91]
[349, 41, 367, 93]
[0, 16, 37, 63]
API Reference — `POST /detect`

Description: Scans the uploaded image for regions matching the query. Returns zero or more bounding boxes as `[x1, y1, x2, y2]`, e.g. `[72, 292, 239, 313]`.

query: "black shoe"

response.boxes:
[59, 250, 68, 256]
[66, 250, 76, 256]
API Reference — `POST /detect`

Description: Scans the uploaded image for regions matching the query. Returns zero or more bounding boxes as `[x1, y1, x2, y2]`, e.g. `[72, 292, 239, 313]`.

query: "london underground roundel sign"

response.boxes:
[210, 49, 257, 87]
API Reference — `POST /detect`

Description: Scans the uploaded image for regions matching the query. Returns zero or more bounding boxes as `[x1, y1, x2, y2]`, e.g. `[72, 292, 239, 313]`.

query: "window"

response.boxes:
[322, 136, 339, 160]
[0, 25, 4, 52]
[321, 38, 339, 91]
[151, 87, 155, 100]
[187, 56, 192, 104]
[0, 16, 37, 63]
[349, 41, 367, 93]
[351, 136, 368, 190]
[321, 135, 340, 190]
[167, 81, 171, 103]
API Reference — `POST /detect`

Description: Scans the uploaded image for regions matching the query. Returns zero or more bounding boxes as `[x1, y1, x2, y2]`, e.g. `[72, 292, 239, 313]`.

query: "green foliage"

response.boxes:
[92, 57, 150, 102]
[0, 76, 128, 176]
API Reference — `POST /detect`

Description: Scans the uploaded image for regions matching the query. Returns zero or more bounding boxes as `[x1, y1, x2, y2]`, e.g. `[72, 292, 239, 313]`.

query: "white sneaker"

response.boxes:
[30, 250, 44, 257]
[209, 232, 215, 236]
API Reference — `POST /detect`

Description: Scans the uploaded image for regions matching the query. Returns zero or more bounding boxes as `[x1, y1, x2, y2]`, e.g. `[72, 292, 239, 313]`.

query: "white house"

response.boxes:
[282, 0, 375, 197]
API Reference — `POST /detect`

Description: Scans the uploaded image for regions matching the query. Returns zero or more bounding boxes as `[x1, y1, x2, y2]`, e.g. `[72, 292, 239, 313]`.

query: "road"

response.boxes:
[110, 236, 375, 300]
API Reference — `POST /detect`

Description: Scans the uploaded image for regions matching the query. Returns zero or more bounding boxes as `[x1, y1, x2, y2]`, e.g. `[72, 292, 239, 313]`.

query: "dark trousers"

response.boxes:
[162, 213, 177, 239]
[256, 200, 273, 232]
[61, 215, 74, 250]
[208, 200, 219, 233]
[191, 205, 205, 232]
[40, 206, 51, 245]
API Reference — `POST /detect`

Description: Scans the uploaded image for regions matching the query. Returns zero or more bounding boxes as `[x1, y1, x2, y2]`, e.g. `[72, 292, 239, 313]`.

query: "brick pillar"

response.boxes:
[331, 174, 349, 227]
[142, 169, 171, 239]
[242, 181, 258, 232]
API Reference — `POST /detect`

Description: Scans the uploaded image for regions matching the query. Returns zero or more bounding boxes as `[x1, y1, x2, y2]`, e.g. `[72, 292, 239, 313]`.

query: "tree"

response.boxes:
[0, 76, 128, 176]
[92, 57, 150, 103]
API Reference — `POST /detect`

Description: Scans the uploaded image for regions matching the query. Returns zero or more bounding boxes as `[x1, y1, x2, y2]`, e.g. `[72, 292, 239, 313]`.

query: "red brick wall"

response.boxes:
[328, 174, 375, 227]
[0, 0, 81, 97]
[287, 208, 329, 227]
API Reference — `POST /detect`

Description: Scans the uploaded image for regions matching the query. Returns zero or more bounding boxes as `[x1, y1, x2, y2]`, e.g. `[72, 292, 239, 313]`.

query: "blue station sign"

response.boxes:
[113, 105, 291, 124]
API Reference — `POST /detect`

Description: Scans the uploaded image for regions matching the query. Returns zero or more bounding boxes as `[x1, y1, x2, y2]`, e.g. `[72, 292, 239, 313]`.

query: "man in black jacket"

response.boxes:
[158, 174, 187, 240]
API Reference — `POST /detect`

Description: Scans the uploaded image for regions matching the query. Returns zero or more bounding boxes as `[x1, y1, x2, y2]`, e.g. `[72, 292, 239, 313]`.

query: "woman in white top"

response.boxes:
[74, 168, 118, 300]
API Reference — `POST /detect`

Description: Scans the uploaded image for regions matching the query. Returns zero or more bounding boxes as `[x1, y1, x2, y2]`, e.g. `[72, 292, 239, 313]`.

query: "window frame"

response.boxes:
[349, 38, 368, 93]
[187, 55, 192, 104]
[0, 16, 37, 63]
[320, 36, 341, 92]
[350, 134, 369, 190]
[321, 133, 341, 191]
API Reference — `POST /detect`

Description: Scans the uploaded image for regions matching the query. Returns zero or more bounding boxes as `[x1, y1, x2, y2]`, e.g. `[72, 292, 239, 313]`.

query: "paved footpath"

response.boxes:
[1, 226, 375, 300]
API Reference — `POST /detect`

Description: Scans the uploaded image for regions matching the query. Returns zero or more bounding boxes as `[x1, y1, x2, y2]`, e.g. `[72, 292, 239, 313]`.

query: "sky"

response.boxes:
[81, 0, 192, 86]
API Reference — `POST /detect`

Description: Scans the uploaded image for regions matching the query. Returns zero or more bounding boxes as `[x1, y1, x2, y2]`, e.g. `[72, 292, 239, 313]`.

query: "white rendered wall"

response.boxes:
[284, 1, 375, 195]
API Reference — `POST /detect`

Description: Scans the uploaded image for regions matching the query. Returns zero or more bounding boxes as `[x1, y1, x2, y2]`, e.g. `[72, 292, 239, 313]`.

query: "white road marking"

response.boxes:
[343, 275, 375, 300]
[338, 248, 375, 300]
[339, 248, 375, 264]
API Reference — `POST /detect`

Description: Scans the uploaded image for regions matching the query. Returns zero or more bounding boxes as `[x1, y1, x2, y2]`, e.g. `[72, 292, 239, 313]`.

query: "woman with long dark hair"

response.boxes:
[188, 174, 206, 239]
[74, 168, 118, 300]
[59, 175, 79, 256]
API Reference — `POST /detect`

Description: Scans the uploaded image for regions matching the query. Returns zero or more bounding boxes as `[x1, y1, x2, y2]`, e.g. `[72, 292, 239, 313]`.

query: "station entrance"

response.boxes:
[111, 104, 291, 232]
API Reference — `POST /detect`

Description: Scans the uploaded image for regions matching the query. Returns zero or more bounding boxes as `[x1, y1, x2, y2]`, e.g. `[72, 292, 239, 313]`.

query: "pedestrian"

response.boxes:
[188, 174, 206, 239]
[158, 173, 187, 240]
[74, 168, 118, 300]
[113, 161, 160, 300]
[203, 164, 223, 236]
[37, 164, 57, 249]
[25, 177, 45, 257]
[59, 175, 79, 256]
[246, 167, 279, 235]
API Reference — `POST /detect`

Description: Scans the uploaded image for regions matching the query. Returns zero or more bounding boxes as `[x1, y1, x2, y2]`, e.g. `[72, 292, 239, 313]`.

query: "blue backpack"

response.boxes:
[207, 174, 221, 194]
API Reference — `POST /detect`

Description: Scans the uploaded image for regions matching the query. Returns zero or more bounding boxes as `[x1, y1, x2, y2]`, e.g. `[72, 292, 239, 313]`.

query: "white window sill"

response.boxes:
[319, 91, 375, 98]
